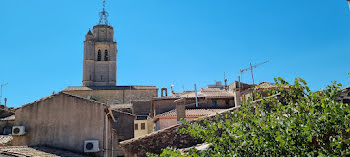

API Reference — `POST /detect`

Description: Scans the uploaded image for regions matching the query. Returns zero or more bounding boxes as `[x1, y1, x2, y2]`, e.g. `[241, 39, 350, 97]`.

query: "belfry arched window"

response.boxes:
[104, 50, 109, 61]
[97, 50, 102, 61]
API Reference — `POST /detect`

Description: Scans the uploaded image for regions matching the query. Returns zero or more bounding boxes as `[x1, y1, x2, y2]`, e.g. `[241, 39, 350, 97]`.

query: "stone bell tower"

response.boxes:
[82, 1, 117, 87]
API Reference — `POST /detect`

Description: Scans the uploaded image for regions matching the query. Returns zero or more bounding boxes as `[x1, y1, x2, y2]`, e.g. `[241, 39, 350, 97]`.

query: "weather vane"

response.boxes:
[98, 0, 109, 25]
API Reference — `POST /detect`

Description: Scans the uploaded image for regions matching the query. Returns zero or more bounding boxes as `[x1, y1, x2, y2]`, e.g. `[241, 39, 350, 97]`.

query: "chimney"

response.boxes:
[175, 98, 186, 122]
[176, 104, 186, 122]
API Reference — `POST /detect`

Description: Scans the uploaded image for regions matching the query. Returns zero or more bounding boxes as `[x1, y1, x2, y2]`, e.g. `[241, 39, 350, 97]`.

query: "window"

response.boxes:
[97, 50, 101, 61]
[348, 92, 350, 96]
[104, 50, 109, 61]
[134, 124, 138, 130]
[141, 123, 145, 130]
[212, 100, 217, 107]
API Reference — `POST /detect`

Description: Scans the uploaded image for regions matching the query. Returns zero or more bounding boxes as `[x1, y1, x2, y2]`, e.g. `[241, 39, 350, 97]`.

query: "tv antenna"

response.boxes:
[0, 83, 8, 105]
[240, 60, 269, 86]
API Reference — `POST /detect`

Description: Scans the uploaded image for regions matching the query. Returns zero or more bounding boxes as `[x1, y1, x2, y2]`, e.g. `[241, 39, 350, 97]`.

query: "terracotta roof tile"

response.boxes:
[109, 104, 133, 109]
[180, 88, 234, 99]
[0, 136, 12, 145]
[156, 109, 227, 118]
[255, 82, 290, 90]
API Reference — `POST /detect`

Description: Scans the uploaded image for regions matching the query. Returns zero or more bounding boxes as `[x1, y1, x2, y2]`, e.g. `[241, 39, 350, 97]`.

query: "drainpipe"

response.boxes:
[105, 114, 108, 157]
[111, 130, 113, 157]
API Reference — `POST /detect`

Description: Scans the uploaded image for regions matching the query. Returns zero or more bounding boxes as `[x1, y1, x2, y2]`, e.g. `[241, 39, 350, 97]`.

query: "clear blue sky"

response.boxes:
[0, 0, 349, 107]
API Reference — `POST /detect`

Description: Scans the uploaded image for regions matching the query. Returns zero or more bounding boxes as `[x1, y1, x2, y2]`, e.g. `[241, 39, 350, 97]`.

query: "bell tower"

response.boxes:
[83, 0, 117, 87]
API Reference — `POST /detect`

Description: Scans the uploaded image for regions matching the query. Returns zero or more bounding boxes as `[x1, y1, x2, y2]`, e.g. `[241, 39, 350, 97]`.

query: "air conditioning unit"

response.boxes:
[84, 140, 99, 153]
[12, 126, 25, 136]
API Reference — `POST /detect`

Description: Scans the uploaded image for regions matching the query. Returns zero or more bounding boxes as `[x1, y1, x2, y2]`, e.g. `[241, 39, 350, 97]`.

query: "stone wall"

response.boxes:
[112, 110, 135, 141]
[64, 89, 157, 105]
[12, 93, 114, 157]
[122, 124, 202, 157]
[131, 100, 152, 115]
[152, 99, 177, 116]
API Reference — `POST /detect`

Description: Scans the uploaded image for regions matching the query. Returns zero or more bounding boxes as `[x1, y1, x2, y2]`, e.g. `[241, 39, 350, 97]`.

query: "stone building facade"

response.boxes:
[63, 86, 158, 105]
[83, 25, 117, 87]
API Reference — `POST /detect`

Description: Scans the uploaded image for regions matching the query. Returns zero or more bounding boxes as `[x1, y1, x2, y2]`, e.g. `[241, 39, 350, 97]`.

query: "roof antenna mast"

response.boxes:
[98, 0, 109, 25]
[0, 83, 8, 105]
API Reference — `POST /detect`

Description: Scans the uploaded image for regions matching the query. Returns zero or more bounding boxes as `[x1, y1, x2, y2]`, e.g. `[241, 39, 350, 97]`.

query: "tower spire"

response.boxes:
[98, 0, 109, 25]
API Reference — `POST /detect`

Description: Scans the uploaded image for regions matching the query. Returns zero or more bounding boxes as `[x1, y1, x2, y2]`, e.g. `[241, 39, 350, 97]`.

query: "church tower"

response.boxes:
[83, 1, 117, 87]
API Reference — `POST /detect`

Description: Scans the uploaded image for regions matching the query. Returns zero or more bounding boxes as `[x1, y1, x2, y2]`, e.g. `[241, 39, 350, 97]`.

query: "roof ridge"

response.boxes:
[16, 92, 107, 110]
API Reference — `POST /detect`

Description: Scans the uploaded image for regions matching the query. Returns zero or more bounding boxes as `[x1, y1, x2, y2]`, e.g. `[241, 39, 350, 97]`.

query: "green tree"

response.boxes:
[149, 78, 350, 156]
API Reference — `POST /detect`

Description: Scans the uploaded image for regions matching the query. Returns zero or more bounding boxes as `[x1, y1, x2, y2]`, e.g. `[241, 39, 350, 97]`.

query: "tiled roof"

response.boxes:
[0, 136, 13, 145]
[153, 95, 180, 100]
[120, 107, 238, 145]
[0, 146, 87, 157]
[17, 92, 106, 110]
[180, 88, 234, 99]
[15, 92, 116, 122]
[0, 115, 15, 121]
[63, 86, 157, 91]
[156, 109, 227, 118]
[255, 82, 290, 90]
[109, 104, 133, 110]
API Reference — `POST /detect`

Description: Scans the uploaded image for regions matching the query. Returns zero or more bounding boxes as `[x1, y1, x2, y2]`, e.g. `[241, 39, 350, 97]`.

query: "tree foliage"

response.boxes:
[149, 78, 350, 156]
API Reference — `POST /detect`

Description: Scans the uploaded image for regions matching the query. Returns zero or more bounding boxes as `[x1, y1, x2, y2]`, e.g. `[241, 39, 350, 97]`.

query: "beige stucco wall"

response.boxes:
[64, 89, 157, 104]
[134, 120, 148, 138]
[12, 93, 113, 157]
[134, 118, 154, 138]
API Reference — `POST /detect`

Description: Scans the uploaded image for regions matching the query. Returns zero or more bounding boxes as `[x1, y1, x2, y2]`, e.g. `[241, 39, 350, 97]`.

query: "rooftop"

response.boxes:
[63, 86, 157, 91]
[0, 115, 15, 121]
[180, 88, 234, 99]
[156, 109, 227, 118]
[255, 82, 291, 90]
[109, 103, 133, 110]
[0, 136, 13, 145]
[0, 146, 88, 157]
